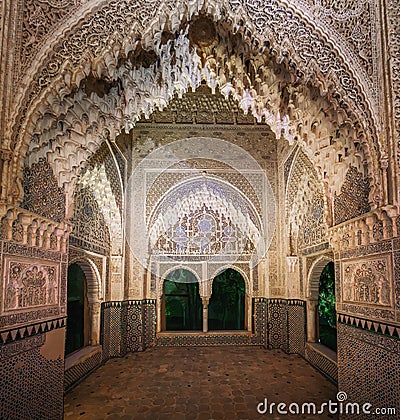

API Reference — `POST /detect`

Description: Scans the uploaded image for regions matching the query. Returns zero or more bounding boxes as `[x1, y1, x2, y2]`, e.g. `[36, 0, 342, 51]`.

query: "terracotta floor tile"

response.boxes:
[64, 346, 338, 419]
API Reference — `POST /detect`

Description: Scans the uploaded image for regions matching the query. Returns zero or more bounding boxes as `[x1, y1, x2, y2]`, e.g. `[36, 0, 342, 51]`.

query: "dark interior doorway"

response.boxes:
[65, 263, 87, 355]
[164, 269, 202, 331]
[208, 268, 245, 330]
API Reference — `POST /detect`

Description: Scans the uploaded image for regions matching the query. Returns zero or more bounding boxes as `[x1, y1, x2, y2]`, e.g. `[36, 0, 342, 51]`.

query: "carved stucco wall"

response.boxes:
[0, 196, 68, 417]
[285, 148, 328, 253]
[333, 239, 399, 324]
[0, 157, 69, 330]
[69, 140, 124, 301]
[0, 0, 399, 415]
[126, 114, 278, 300]
[0, 0, 391, 213]
[386, 0, 400, 203]
[20, 158, 66, 222]
[334, 165, 371, 225]
[11, 0, 382, 106]
[70, 141, 122, 255]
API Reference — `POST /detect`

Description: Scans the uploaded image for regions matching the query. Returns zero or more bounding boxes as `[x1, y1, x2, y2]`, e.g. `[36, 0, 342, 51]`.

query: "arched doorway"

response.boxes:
[65, 263, 89, 355]
[208, 268, 245, 330]
[163, 269, 202, 331]
[318, 262, 337, 351]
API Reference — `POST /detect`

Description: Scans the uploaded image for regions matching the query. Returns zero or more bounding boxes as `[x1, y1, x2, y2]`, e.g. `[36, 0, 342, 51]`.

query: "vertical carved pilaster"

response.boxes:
[306, 299, 319, 343]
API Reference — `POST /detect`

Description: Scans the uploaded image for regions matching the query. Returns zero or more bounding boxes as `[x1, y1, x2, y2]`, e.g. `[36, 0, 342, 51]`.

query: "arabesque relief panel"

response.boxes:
[0, 254, 62, 329]
[341, 254, 392, 308]
[2, 258, 59, 313]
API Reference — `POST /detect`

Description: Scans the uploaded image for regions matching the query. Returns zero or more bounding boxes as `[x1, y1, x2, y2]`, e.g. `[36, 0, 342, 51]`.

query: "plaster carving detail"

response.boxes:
[71, 186, 111, 252]
[21, 157, 65, 223]
[20, 0, 83, 75]
[286, 149, 328, 254]
[308, 0, 378, 83]
[150, 180, 259, 257]
[334, 165, 370, 225]
[342, 257, 392, 307]
[4, 0, 384, 209]
[75, 143, 123, 254]
[145, 159, 264, 220]
[4, 262, 58, 312]
[299, 192, 327, 249]
[329, 209, 397, 252]
[0, 208, 70, 253]
[386, 1, 400, 182]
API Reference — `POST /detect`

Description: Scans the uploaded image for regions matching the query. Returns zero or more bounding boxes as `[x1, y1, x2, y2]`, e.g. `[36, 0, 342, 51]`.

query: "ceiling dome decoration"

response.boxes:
[189, 17, 217, 48]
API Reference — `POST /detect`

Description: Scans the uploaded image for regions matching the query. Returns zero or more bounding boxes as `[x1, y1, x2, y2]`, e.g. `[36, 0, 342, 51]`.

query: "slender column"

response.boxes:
[157, 296, 163, 332]
[202, 297, 209, 333]
[89, 302, 101, 345]
[306, 299, 319, 342]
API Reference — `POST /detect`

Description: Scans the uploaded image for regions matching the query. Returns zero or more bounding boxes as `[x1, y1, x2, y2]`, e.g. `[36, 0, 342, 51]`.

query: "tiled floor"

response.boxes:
[64, 346, 338, 419]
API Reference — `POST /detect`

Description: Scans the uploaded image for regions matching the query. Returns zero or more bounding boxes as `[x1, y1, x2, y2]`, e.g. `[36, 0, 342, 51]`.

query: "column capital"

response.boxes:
[201, 296, 209, 306]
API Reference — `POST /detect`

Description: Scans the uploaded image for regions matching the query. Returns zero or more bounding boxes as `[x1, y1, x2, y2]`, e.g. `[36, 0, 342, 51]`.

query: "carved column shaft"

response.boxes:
[201, 297, 209, 333]
[306, 299, 319, 343]
[89, 302, 101, 345]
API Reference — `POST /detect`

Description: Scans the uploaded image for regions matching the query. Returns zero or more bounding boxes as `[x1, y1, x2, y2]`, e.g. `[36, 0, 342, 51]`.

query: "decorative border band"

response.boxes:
[0, 316, 66, 345]
[337, 313, 400, 340]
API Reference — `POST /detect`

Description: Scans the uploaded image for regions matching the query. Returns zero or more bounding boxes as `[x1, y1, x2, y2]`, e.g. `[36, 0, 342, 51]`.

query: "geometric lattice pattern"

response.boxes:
[102, 300, 157, 359]
[142, 301, 157, 349]
[125, 303, 142, 353]
[0, 341, 64, 420]
[337, 323, 400, 420]
[334, 166, 370, 225]
[64, 348, 102, 392]
[288, 304, 306, 356]
[305, 343, 338, 383]
[102, 303, 123, 358]
[254, 298, 267, 346]
[265, 299, 306, 354]
[102, 299, 306, 354]
[71, 186, 111, 254]
[21, 158, 65, 223]
[267, 299, 289, 351]
[157, 333, 260, 347]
